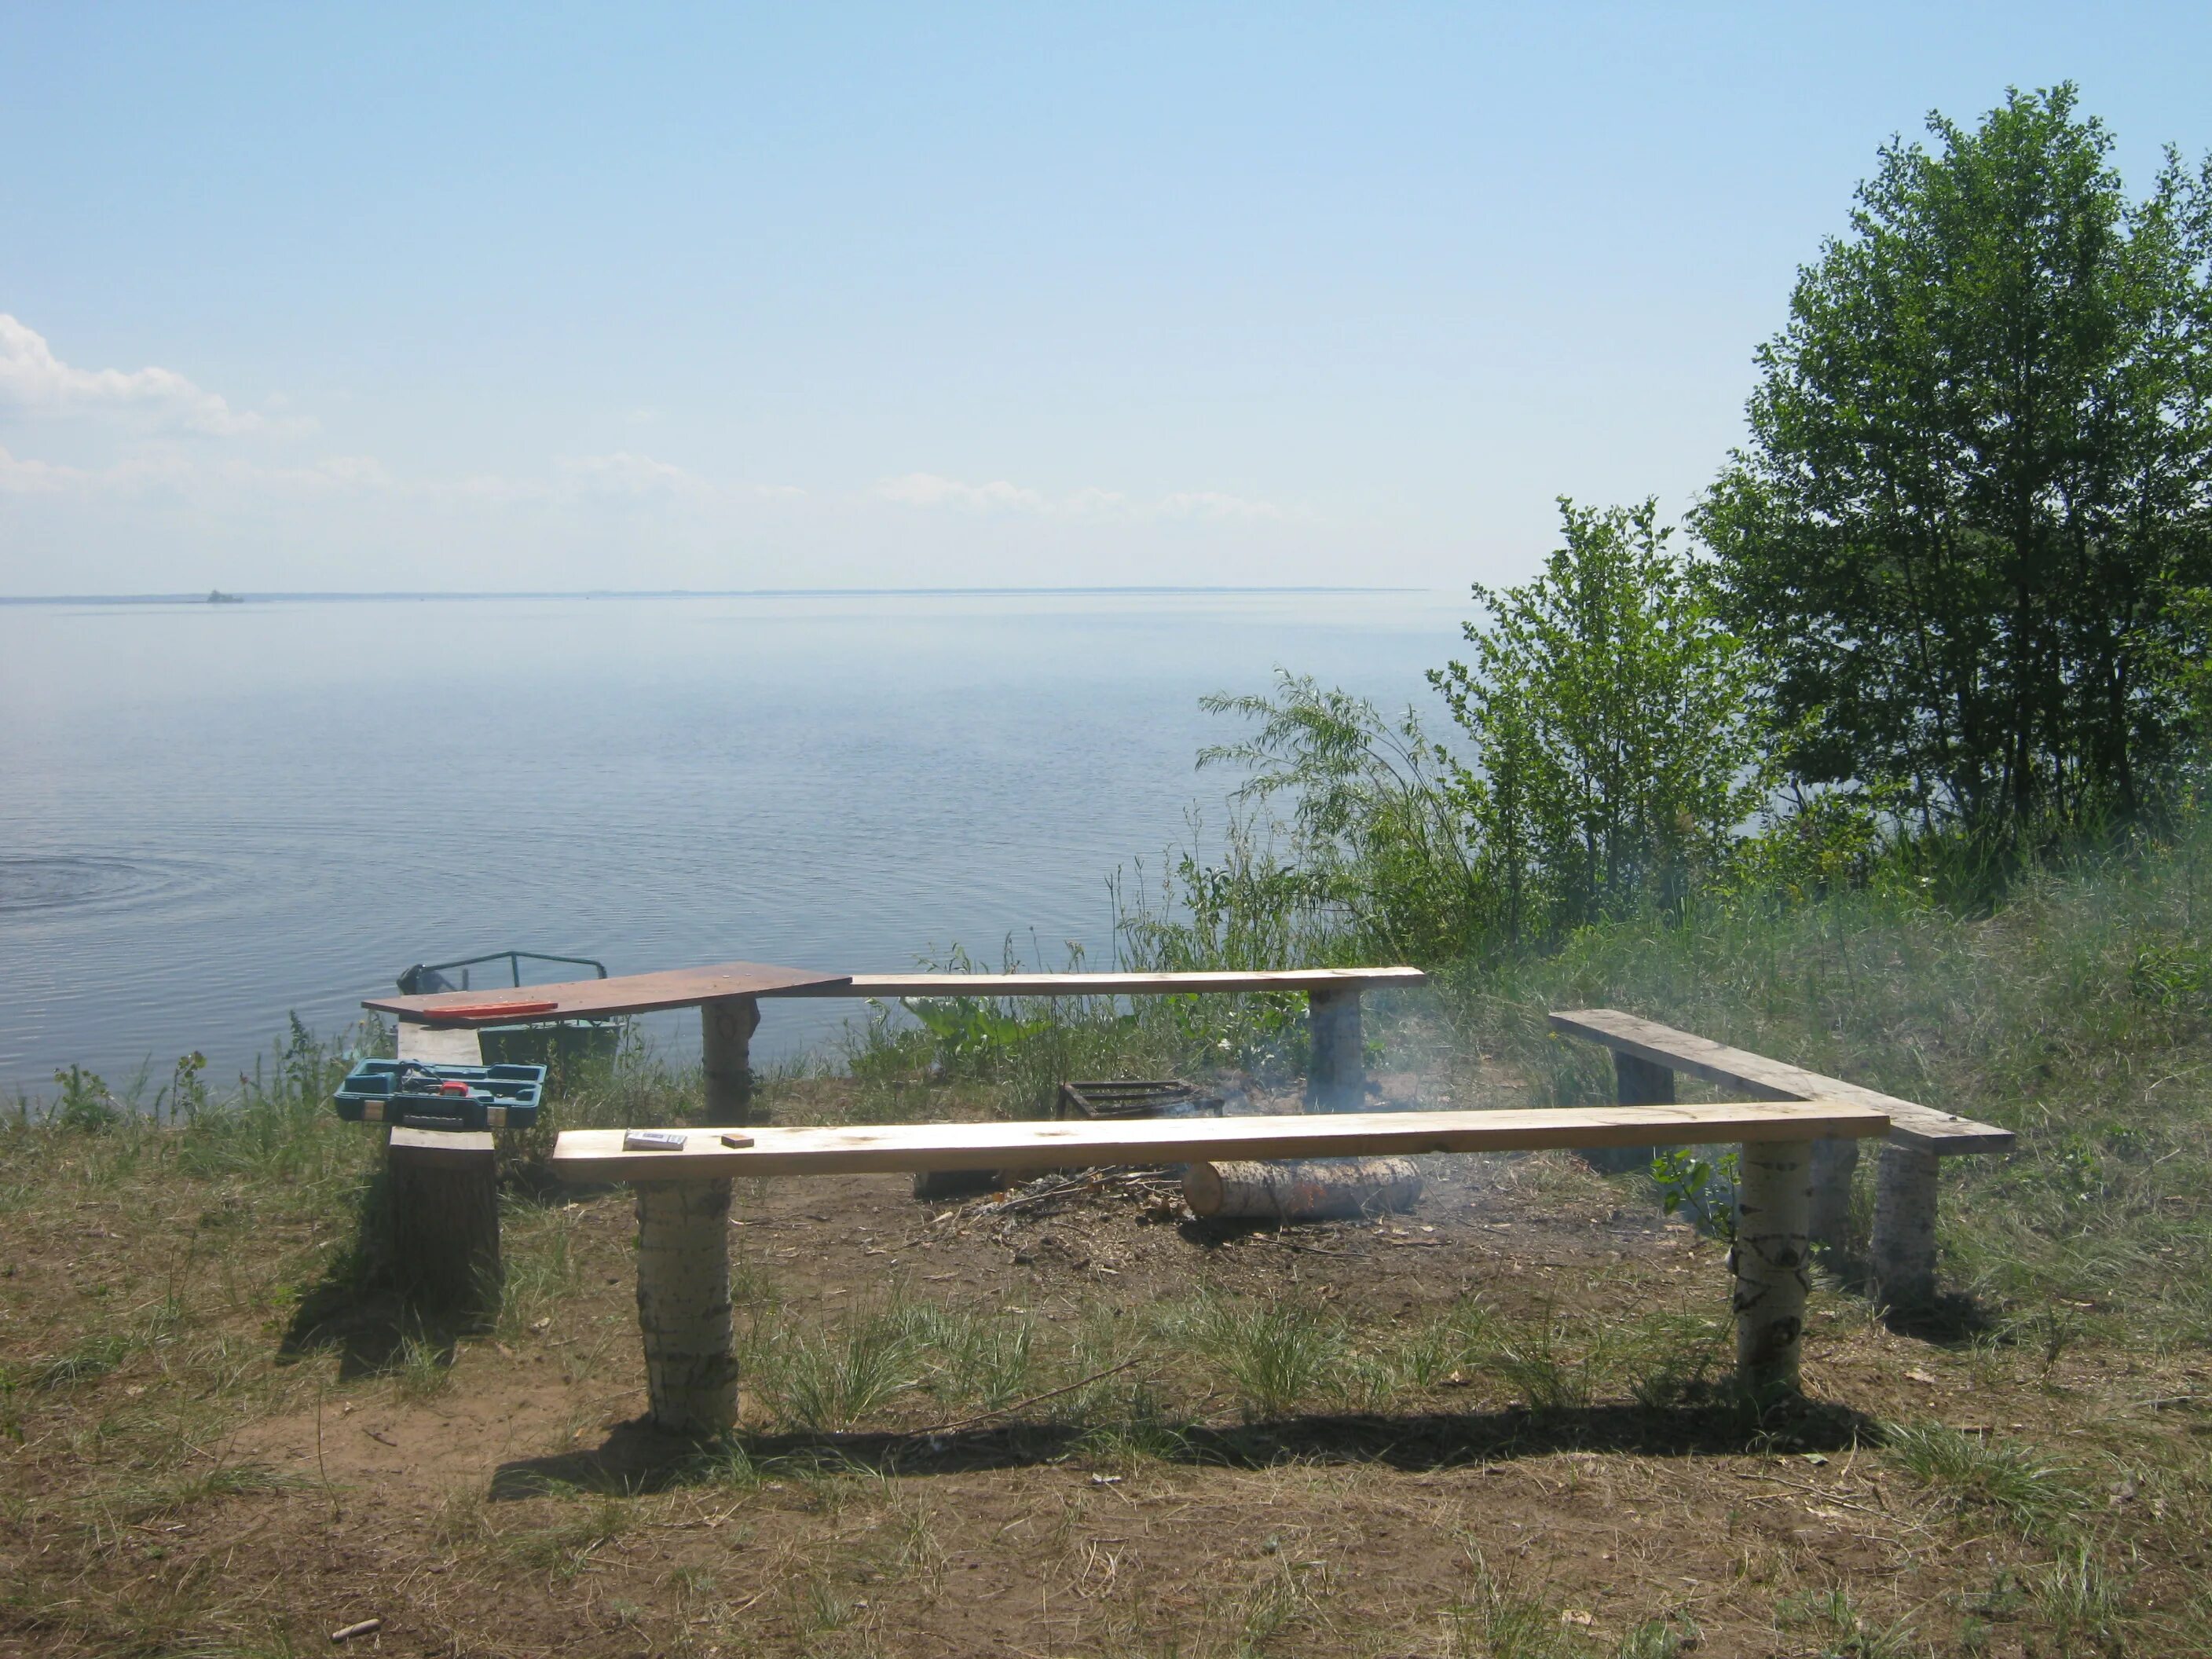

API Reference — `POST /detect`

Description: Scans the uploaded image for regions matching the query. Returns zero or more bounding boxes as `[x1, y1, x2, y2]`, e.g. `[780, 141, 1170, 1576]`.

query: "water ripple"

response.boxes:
[0, 855, 221, 917]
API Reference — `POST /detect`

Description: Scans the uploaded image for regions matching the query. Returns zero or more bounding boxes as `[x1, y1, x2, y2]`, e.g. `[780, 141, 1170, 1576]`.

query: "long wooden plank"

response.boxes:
[389, 1124, 497, 1168]
[1547, 1009, 2012, 1155]
[551, 1100, 1887, 1183]
[391, 1023, 492, 1160]
[368, 961, 852, 1024]
[369, 965, 1421, 1024]
[394, 1022, 486, 1065]
[767, 967, 1429, 999]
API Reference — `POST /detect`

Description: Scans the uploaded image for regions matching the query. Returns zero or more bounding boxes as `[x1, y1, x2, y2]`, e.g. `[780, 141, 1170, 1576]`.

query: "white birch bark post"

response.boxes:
[634, 1178, 738, 1437]
[1807, 1137, 1859, 1251]
[1184, 1156, 1422, 1221]
[700, 996, 760, 1126]
[1306, 987, 1364, 1112]
[1870, 1143, 1939, 1310]
[1733, 1138, 1812, 1395]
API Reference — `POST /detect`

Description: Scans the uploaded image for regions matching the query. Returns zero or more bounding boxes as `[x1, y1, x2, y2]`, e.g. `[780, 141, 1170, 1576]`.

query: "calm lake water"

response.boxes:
[0, 590, 1466, 1097]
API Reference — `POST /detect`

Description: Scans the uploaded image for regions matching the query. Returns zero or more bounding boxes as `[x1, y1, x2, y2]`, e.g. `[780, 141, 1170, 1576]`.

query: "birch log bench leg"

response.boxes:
[551, 1097, 1889, 1434]
[633, 1177, 740, 1433]
[700, 996, 761, 1126]
[1305, 985, 1366, 1111]
[1548, 1010, 2015, 1310]
[1582, 1049, 1672, 1175]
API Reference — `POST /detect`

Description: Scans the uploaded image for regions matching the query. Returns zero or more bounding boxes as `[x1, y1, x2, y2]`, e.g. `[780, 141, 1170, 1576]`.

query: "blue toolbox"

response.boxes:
[334, 1059, 547, 1131]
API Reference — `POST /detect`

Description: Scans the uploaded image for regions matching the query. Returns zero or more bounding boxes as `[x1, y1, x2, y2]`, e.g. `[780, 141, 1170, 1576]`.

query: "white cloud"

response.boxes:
[873, 471, 1289, 522]
[1156, 489, 1288, 522]
[0, 443, 92, 493]
[0, 441, 388, 500]
[208, 453, 392, 496]
[875, 472, 1051, 511]
[0, 314, 277, 436]
[561, 449, 704, 496]
[555, 452, 804, 504]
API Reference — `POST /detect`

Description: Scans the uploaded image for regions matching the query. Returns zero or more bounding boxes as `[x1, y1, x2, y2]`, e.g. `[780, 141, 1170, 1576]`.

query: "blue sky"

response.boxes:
[2, 3, 2206, 595]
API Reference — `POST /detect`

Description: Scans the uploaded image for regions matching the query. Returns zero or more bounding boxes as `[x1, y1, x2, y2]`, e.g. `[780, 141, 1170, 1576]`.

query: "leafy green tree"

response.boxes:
[1701, 85, 2212, 845]
[1184, 676, 1480, 962]
[1432, 497, 1767, 943]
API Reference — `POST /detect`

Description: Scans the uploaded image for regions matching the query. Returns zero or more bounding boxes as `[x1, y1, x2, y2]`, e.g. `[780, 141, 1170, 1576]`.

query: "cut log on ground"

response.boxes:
[634, 1179, 738, 1436]
[1184, 1156, 1423, 1221]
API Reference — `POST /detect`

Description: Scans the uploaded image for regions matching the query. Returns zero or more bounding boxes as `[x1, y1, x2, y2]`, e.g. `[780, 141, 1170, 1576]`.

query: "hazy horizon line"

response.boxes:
[2, 584, 1430, 605]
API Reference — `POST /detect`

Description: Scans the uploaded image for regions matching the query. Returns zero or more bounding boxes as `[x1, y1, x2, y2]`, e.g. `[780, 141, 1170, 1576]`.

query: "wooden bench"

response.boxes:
[551, 1098, 1889, 1436]
[1549, 1009, 2014, 1309]
[368, 962, 1428, 1119]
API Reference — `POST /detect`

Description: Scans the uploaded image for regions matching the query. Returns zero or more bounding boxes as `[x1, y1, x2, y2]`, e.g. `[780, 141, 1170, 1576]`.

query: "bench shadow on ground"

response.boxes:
[274, 1166, 488, 1379]
[488, 1397, 1880, 1501]
[1812, 1242, 1998, 1346]
[277, 1281, 473, 1380]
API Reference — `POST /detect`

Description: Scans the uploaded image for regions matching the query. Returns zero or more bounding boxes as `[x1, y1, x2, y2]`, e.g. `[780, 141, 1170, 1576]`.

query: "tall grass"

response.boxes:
[4, 1013, 390, 1210]
[1437, 815, 2212, 1329]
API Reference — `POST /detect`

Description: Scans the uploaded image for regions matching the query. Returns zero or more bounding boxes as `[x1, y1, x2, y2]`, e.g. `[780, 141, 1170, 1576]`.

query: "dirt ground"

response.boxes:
[7, 1103, 2207, 1659]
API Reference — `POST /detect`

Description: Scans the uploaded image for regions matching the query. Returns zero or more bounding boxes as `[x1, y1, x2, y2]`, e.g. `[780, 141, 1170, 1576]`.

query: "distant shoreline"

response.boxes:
[1, 585, 1426, 606]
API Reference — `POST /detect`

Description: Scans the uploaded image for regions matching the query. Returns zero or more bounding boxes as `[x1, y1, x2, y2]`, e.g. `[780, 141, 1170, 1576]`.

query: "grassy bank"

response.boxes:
[1441, 817, 2212, 1344]
[4, 826, 2211, 1652]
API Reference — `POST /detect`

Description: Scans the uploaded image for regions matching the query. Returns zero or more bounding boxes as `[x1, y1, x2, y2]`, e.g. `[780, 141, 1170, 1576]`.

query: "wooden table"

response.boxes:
[368, 961, 854, 1125]
[368, 962, 1424, 1119]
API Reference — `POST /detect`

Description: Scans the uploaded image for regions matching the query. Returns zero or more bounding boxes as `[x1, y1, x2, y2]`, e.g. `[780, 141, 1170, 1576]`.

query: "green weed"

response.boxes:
[1617, 1614, 1701, 1658]
[1487, 1317, 1602, 1413]
[31, 1333, 134, 1390]
[391, 1329, 454, 1402]
[901, 1303, 1036, 1413]
[496, 1490, 634, 1580]
[756, 1303, 921, 1431]
[2026, 1540, 2127, 1654]
[1441, 1551, 1586, 1658]
[1882, 1422, 2085, 1537]
[1773, 1588, 1922, 1657]
[1172, 1294, 1346, 1420]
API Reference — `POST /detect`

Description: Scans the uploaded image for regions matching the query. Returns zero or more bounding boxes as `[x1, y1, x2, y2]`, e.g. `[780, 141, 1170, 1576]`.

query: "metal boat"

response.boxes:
[395, 950, 624, 1067]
